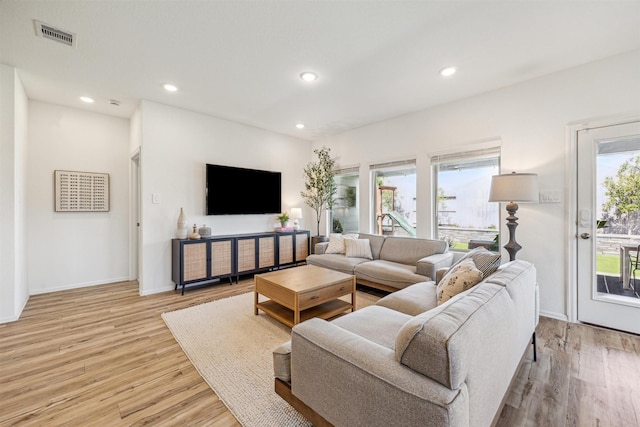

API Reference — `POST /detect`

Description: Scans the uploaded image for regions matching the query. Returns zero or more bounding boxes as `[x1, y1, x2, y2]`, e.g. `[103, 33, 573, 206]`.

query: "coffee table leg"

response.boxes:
[254, 290, 259, 315]
[351, 278, 356, 312]
[294, 295, 300, 325]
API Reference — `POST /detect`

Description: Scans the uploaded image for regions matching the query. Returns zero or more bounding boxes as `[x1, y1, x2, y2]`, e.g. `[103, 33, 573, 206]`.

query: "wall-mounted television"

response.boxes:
[206, 164, 282, 215]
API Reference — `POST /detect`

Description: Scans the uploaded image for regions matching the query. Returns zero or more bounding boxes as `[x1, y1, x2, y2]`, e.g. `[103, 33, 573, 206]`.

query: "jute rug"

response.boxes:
[162, 290, 379, 426]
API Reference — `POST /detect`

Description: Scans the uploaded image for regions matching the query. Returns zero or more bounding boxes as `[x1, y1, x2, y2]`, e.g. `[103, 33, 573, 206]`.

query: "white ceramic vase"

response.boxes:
[176, 207, 188, 239]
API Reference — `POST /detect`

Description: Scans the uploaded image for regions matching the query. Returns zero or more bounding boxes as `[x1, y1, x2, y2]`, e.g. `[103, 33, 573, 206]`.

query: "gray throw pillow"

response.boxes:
[451, 247, 501, 279]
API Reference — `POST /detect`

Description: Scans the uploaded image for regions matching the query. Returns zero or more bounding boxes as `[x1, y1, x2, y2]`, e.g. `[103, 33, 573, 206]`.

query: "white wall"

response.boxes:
[138, 101, 311, 295]
[0, 64, 29, 323]
[27, 101, 130, 294]
[316, 49, 640, 320]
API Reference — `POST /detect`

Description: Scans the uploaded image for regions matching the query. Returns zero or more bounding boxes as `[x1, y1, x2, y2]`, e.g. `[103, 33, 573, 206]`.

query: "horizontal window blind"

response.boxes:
[369, 158, 416, 170]
[430, 146, 501, 165]
[334, 165, 360, 175]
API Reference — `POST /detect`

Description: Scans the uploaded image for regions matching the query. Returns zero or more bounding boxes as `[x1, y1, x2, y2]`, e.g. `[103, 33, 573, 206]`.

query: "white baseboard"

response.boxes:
[0, 294, 30, 324]
[139, 285, 174, 296]
[539, 310, 569, 322]
[29, 276, 131, 295]
[0, 313, 20, 324]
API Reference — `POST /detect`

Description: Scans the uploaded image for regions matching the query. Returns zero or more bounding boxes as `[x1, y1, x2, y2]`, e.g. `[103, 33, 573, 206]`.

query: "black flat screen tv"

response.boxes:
[206, 164, 282, 215]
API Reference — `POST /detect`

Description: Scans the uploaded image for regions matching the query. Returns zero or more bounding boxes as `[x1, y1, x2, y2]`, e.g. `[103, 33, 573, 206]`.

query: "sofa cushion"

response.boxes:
[325, 233, 359, 254]
[345, 238, 373, 259]
[357, 233, 386, 259]
[305, 253, 370, 275]
[355, 260, 428, 289]
[375, 281, 438, 316]
[450, 247, 501, 278]
[380, 236, 448, 266]
[331, 305, 412, 350]
[395, 282, 507, 389]
[436, 259, 484, 305]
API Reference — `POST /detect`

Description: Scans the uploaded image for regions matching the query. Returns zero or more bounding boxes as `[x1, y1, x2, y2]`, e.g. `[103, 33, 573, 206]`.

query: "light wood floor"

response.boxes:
[0, 280, 638, 426]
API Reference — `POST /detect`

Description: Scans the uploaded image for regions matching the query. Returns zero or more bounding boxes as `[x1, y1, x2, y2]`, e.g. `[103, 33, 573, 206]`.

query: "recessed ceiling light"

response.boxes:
[80, 96, 94, 103]
[299, 72, 318, 82]
[163, 84, 178, 92]
[440, 66, 457, 77]
[296, 123, 305, 129]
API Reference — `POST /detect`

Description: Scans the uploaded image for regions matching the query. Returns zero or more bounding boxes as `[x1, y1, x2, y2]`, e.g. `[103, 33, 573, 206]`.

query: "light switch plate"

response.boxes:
[539, 190, 561, 203]
[152, 193, 161, 204]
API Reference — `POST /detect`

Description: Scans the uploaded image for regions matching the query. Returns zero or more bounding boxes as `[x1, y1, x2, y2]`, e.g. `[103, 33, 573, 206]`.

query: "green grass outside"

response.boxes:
[596, 253, 621, 275]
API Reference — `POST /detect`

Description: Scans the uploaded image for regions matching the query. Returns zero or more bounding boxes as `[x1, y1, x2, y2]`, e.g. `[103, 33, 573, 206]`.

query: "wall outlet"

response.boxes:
[539, 190, 561, 203]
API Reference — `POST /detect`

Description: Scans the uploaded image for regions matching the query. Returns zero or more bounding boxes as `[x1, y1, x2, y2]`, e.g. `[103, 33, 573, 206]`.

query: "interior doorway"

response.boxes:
[130, 149, 141, 284]
[575, 119, 640, 334]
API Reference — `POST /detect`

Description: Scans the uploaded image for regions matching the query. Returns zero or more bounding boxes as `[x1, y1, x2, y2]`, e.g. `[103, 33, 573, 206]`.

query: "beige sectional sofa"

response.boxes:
[306, 233, 454, 292]
[273, 259, 538, 427]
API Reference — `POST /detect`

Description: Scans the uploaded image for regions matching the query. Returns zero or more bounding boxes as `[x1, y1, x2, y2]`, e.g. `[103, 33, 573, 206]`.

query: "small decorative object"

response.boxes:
[176, 207, 188, 239]
[290, 208, 302, 231]
[188, 224, 201, 240]
[276, 212, 290, 228]
[198, 224, 212, 238]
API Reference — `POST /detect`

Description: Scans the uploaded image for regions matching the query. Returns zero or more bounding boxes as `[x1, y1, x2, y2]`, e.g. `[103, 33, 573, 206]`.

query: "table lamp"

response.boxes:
[488, 172, 539, 261]
[290, 208, 302, 231]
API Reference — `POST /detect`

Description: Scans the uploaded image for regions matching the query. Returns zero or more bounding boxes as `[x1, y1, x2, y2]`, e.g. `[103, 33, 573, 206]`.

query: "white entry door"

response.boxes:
[577, 120, 640, 334]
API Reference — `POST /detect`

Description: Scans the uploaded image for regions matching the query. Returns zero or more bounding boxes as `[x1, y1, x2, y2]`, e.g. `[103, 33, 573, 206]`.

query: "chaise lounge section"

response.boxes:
[273, 258, 538, 427]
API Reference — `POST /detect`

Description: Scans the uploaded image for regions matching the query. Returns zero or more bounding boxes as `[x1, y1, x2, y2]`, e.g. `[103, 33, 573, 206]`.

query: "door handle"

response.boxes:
[580, 233, 591, 239]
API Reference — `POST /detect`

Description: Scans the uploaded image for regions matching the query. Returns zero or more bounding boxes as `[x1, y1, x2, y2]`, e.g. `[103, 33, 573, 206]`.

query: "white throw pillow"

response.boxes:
[436, 258, 483, 305]
[325, 233, 359, 254]
[345, 238, 373, 260]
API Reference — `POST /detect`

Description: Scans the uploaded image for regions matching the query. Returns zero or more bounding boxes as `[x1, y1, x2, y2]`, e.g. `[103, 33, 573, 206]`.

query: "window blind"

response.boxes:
[369, 158, 416, 170]
[430, 146, 501, 165]
[334, 165, 360, 175]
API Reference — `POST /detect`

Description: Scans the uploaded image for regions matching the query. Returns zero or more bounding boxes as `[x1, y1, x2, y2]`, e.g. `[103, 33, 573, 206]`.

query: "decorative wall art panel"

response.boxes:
[54, 170, 110, 212]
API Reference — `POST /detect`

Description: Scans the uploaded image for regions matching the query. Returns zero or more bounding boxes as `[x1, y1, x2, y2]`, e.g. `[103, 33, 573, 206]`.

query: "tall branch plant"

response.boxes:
[301, 147, 337, 236]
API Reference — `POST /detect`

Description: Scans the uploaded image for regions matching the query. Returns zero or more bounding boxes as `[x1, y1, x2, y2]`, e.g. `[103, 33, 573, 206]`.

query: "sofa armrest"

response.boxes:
[314, 241, 329, 254]
[416, 252, 454, 279]
[436, 267, 449, 284]
[290, 318, 467, 427]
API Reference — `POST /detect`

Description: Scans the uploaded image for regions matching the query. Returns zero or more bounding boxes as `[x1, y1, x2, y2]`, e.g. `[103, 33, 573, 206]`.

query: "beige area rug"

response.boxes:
[162, 290, 380, 427]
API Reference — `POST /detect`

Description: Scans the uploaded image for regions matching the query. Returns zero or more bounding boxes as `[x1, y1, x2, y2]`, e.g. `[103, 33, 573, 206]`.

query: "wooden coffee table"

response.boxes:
[254, 265, 356, 327]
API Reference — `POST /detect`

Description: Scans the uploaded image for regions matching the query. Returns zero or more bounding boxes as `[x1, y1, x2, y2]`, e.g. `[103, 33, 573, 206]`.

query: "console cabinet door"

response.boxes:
[210, 239, 233, 277]
[237, 238, 256, 274]
[278, 234, 294, 265]
[258, 236, 276, 269]
[295, 231, 309, 262]
[183, 241, 208, 282]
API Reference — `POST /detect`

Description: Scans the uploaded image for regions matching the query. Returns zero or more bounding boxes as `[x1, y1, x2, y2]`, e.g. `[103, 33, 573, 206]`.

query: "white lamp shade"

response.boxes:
[488, 173, 539, 203]
[290, 208, 303, 219]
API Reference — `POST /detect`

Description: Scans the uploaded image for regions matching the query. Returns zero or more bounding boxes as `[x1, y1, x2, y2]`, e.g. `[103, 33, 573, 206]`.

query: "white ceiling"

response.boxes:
[2, 1, 639, 141]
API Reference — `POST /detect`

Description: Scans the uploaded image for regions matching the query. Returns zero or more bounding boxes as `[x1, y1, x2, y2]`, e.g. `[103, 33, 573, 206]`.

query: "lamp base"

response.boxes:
[504, 202, 521, 262]
[293, 219, 300, 231]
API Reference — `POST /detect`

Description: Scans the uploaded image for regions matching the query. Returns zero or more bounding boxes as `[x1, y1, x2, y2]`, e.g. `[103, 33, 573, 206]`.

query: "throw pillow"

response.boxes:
[453, 247, 501, 278]
[436, 258, 483, 305]
[325, 233, 359, 254]
[345, 238, 373, 260]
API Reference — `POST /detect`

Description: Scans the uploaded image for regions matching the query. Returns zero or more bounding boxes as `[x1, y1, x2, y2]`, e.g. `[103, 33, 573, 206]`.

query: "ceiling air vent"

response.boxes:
[34, 20, 76, 47]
